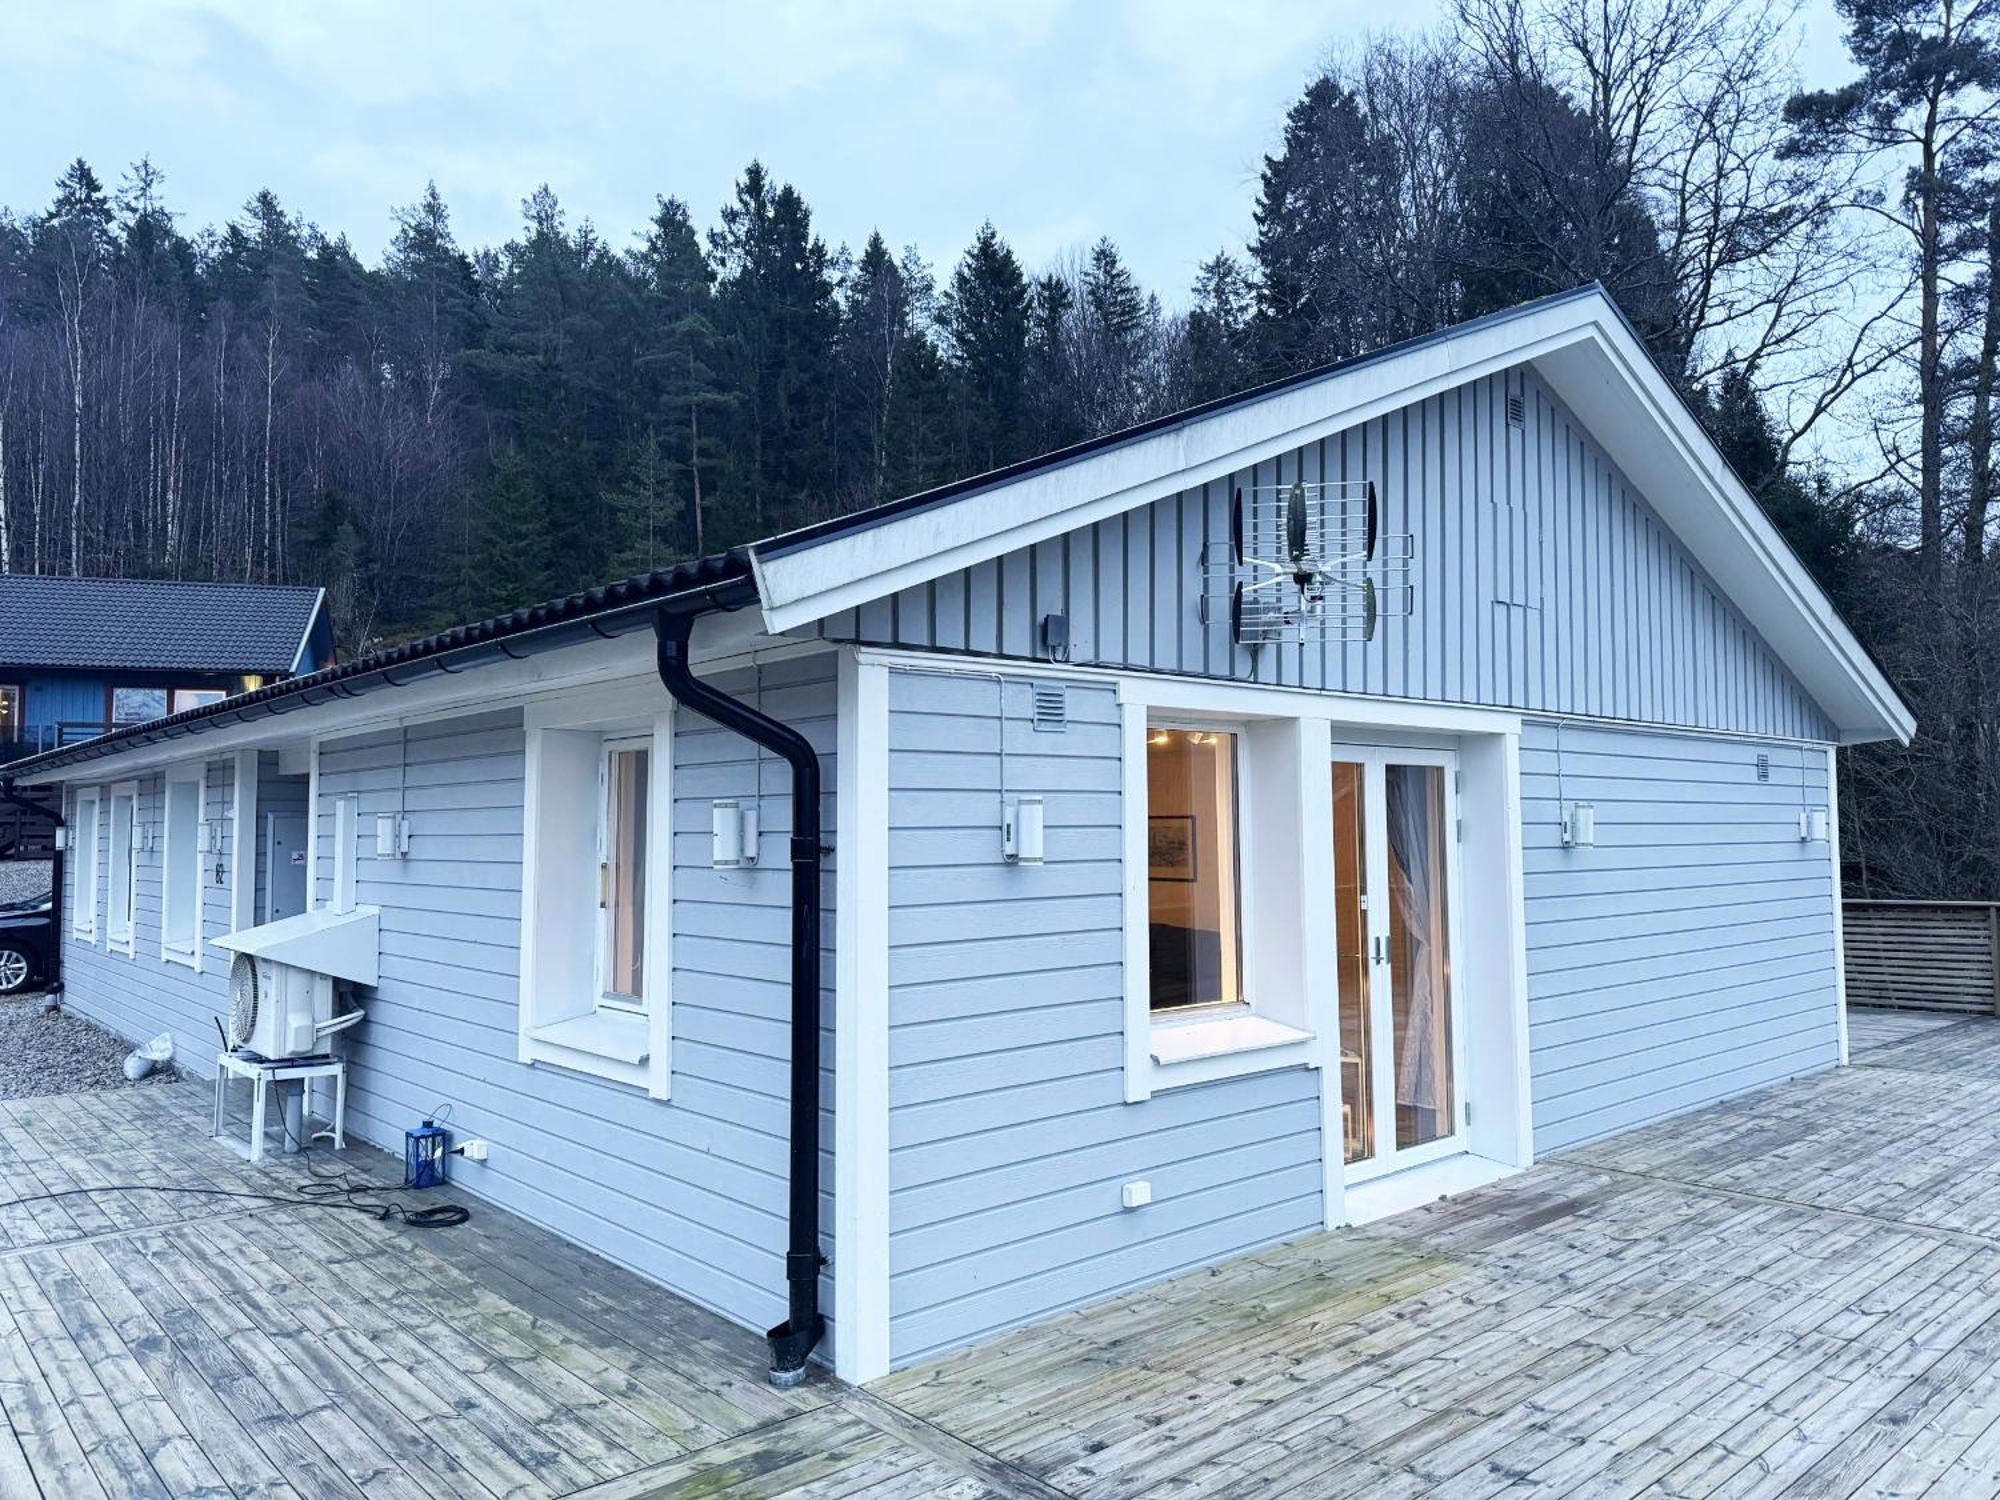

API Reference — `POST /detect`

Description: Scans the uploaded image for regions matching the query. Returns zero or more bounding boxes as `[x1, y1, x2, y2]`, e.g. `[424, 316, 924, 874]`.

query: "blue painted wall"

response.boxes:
[1521, 721, 1840, 1152]
[884, 668, 1324, 1365]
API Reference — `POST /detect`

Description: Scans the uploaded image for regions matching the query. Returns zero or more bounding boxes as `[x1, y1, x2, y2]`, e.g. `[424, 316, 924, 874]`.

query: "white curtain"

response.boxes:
[1388, 768, 1442, 1114]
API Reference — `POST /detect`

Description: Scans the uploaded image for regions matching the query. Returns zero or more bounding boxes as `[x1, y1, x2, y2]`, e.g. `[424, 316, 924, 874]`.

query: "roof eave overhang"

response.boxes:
[749, 292, 1912, 747]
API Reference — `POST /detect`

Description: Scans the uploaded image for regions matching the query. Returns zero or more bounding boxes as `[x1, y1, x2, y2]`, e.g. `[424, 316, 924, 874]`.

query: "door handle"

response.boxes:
[1372, 935, 1385, 964]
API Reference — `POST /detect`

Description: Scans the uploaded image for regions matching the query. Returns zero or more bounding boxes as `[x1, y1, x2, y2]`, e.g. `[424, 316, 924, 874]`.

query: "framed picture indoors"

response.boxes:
[1148, 814, 1197, 882]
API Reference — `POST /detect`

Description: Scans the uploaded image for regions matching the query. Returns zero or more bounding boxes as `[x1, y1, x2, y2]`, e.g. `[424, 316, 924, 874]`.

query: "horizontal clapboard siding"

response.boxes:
[56, 644, 841, 1360]
[816, 365, 1833, 743]
[885, 667, 1323, 1365]
[60, 758, 237, 1073]
[1844, 903, 1999, 1013]
[1522, 722, 1840, 1152]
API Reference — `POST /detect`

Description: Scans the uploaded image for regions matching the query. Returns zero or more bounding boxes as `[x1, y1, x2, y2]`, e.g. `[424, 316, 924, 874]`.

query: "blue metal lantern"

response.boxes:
[404, 1118, 451, 1189]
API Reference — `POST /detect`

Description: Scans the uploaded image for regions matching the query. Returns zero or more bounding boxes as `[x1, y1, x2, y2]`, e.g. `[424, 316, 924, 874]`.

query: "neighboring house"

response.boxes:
[0, 575, 332, 760]
[12, 286, 1912, 1389]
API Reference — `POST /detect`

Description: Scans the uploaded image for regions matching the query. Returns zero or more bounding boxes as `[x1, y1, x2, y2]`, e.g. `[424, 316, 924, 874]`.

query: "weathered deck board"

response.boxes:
[12, 1012, 2000, 1495]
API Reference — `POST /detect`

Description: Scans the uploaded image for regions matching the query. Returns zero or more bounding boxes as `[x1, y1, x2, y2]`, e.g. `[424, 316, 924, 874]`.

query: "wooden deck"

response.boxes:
[7, 1011, 2000, 1496]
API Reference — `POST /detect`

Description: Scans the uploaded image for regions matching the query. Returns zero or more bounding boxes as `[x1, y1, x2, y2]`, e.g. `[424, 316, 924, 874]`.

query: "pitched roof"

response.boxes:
[747, 283, 1914, 746]
[5, 552, 754, 778]
[0, 575, 327, 675]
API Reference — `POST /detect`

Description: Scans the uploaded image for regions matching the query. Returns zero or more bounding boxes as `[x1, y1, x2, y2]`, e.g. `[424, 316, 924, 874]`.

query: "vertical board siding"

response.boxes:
[816, 367, 1836, 743]
[60, 758, 236, 1073]
[885, 668, 1323, 1365]
[56, 648, 842, 1358]
[1522, 721, 1840, 1152]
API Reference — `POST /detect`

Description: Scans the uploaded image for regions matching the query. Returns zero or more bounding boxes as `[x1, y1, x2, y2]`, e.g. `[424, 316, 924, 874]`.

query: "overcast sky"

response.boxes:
[1, 0, 1858, 301]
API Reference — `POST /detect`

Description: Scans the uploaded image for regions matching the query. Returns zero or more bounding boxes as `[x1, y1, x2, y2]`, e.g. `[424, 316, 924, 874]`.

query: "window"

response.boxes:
[69, 790, 100, 940]
[519, 692, 673, 1096]
[0, 685, 21, 743]
[171, 689, 227, 715]
[1123, 703, 1316, 1100]
[109, 687, 169, 725]
[1146, 727, 1242, 1013]
[106, 783, 138, 954]
[161, 767, 205, 967]
[596, 739, 651, 1011]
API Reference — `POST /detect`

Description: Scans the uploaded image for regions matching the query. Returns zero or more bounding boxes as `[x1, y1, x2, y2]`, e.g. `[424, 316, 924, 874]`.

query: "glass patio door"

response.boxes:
[1331, 745, 1465, 1181]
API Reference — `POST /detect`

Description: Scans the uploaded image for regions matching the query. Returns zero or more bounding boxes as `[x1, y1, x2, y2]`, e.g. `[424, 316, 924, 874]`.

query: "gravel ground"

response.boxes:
[0, 860, 50, 904]
[0, 997, 180, 1100]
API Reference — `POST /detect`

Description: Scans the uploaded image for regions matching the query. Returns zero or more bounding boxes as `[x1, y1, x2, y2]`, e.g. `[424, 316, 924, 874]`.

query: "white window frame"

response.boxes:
[1121, 691, 1321, 1101]
[69, 789, 101, 942]
[105, 781, 140, 957]
[519, 684, 673, 1096]
[160, 764, 207, 970]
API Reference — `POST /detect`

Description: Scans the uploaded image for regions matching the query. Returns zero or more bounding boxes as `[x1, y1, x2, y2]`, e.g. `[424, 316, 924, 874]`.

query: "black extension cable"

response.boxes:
[0, 1093, 471, 1231]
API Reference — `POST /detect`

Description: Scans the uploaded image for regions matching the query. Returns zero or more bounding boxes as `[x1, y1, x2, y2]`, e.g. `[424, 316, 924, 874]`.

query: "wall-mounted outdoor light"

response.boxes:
[1003, 795, 1045, 865]
[1562, 802, 1597, 849]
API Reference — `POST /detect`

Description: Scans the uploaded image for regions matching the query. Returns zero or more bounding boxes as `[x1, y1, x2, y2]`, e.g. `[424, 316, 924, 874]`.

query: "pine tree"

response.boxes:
[633, 195, 727, 555]
[878, 331, 960, 499]
[942, 222, 1030, 473]
[709, 162, 838, 537]
[1187, 252, 1255, 402]
[462, 450, 549, 616]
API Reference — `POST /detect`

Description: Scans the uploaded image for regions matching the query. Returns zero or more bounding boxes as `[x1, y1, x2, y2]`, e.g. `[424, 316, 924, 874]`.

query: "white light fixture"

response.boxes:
[197, 820, 218, 855]
[1002, 796, 1045, 865]
[52, 827, 67, 852]
[374, 812, 411, 859]
[1562, 802, 1596, 849]
[712, 799, 759, 868]
[1800, 807, 1829, 843]
[1120, 1179, 1152, 1210]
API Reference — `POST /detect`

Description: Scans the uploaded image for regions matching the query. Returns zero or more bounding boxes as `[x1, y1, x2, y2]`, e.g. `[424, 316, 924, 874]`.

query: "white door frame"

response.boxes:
[1332, 741, 1471, 1186]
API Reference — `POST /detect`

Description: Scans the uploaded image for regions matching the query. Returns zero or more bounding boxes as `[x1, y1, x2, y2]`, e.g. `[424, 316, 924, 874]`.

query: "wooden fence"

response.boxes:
[1844, 901, 2000, 1014]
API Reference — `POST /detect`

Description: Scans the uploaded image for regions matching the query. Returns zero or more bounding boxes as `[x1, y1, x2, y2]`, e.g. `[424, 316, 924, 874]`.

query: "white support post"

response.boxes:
[230, 748, 259, 935]
[833, 650, 892, 1382]
[1827, 744, 1850, 1065]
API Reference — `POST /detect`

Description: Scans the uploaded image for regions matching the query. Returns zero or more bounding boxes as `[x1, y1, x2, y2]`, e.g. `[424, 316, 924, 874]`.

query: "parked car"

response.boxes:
[0, 894, 52, 994]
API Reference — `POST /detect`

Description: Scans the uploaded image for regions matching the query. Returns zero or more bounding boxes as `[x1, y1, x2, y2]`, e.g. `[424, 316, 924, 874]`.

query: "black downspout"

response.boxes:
[0, 781, 63, 1000]
[654, 609, 827, 1384]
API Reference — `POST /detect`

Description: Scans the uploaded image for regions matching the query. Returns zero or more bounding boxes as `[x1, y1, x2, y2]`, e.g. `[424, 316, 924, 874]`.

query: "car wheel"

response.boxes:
[0, 946, 33, 994]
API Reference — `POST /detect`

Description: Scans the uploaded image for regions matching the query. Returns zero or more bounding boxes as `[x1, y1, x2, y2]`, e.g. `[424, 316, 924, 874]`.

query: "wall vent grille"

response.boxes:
[1031, 684, 1068, 732]
[1506, 394, 1526, 428]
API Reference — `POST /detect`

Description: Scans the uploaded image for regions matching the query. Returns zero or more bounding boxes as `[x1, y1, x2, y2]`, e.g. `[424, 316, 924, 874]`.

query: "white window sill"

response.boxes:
[529, 1010, 650, 1064]
[1135, 1012, 1317, 1096]
[162, 943, 197, 970]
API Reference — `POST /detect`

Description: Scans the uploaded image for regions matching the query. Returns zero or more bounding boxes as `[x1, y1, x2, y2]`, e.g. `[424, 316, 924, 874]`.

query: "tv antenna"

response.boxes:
[1201, 480, 1413, 644]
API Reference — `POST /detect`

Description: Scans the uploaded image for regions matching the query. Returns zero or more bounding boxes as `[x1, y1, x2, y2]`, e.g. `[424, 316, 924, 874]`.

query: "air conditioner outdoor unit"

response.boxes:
[227, 953, 336, 1059]
[215, 904, 379, 1062]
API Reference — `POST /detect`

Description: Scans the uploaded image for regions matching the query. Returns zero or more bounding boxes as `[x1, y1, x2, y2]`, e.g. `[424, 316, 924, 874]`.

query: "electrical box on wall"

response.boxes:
[375, 812, 411, 859]
[1799, 807, 1830, 843]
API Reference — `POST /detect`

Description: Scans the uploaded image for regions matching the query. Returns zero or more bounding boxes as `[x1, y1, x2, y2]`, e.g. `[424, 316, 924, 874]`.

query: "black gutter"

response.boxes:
[654, 608, 827, 1385]
[0, 781, 62, 999]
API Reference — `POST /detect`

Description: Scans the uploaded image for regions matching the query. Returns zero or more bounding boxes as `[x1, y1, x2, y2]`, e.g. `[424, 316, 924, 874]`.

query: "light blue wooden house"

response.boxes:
[14, 286, 1912, 1386]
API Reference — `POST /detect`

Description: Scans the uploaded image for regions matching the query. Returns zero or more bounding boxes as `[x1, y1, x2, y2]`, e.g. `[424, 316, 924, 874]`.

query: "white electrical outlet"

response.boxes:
[456, 1139, 490, 1162]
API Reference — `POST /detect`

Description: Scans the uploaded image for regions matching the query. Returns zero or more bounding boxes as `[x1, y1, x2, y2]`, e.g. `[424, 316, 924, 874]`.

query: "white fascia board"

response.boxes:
[754, 312, 1595, 634]
[289, 589, 330, 676]
[1532, 333, 1913, 746]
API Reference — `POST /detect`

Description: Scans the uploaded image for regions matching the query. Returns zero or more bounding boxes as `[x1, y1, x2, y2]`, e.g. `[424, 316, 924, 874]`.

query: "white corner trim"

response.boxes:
[1120, 701, 1153, 1104]
[1828, 744, 1849, 1067]
[229, 749, 259, 938]
[834, 650, 892, 1382]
